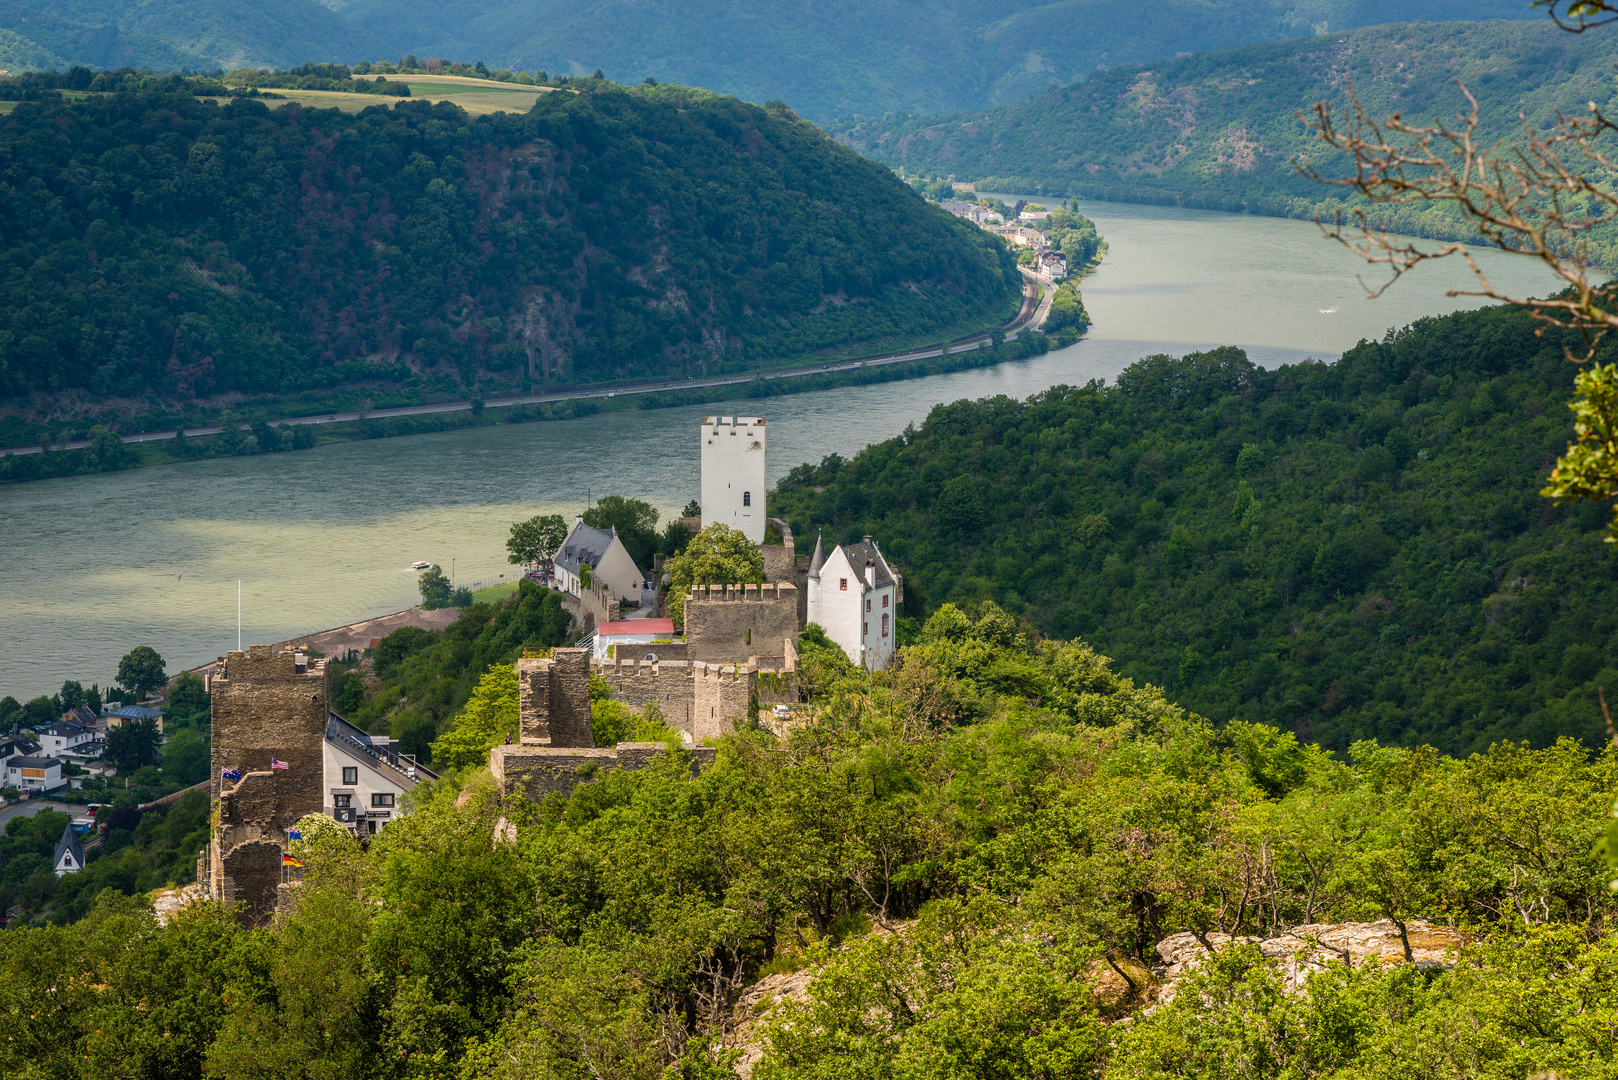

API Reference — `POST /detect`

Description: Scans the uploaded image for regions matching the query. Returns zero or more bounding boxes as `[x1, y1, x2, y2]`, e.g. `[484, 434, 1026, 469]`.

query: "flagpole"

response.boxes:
[237, 578, 242, 652]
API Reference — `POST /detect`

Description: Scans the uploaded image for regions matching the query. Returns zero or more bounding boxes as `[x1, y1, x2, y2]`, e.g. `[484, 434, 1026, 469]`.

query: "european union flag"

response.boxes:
[221, 767, 241, 781]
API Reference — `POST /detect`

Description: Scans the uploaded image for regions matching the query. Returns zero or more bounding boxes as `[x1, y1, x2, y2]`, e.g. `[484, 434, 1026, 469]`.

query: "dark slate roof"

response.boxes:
[841, 537, 898, 589]
[554, 522, 616, 577]
[44, 720, 90, 738]
[807, 533, 826, 579]
[12, 756, 60, 769]
[54, 822, 83, 871]
[0, 737, 42, 759]
[64, 705, 98, 726]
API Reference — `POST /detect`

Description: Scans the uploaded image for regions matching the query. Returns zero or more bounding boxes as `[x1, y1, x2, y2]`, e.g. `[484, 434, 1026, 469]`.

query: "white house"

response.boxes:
[6, 756, 63, 792]
[594, 618, 677, 662]
[553, 518, 649, 605]
[1036, 248, 1067, 279]
[40, 719, 96, 757]
[806, 535, 903, 671]
[323, 713, 437, 839]
[701, 415, 767, 544]
[53, 822, 84, 876]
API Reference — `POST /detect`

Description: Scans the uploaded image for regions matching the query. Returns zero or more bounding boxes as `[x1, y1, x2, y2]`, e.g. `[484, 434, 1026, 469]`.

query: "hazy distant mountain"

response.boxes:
[0, 0, 385, 72]
[829, 18, 1618, 260]
[0, 0, 1540, 119]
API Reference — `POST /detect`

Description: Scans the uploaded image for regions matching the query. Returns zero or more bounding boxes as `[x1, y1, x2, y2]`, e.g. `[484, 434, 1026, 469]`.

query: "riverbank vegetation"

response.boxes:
[772, 300, 1618, 757]
[2, 602, 1615, 1076]
[0, 326, 1074, 485]
[0, 78, 1019, 431]
[834, 19, 1618, 270]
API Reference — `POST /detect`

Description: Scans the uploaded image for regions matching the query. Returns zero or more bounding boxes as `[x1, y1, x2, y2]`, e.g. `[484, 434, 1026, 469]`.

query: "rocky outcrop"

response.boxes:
[1153, 919, 1470, 998]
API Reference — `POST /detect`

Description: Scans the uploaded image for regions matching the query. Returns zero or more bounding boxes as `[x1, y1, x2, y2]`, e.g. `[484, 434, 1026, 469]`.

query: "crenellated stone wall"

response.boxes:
[684, 582, 798, 662]
[517, 648, 594, 747]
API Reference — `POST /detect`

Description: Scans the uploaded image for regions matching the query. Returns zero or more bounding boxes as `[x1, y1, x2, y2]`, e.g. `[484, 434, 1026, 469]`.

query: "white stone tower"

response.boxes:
[700, 415, 767, 544]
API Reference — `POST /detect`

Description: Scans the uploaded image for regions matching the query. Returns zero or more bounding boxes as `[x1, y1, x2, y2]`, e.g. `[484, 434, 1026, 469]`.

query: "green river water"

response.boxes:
[0, 200, 1566, 699]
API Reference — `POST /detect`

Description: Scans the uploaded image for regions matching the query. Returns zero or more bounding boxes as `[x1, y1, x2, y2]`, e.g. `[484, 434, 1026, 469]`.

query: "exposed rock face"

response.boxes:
[730, 970, 815, 1080]
[1154, 919, 1471, 996]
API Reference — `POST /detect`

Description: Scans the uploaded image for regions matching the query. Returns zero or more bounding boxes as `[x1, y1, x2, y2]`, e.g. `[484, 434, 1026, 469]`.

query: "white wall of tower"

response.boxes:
[700, 415, 768, 544]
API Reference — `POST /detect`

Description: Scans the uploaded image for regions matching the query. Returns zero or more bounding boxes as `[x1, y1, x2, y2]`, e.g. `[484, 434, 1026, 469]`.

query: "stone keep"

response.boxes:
[701, 415, 767, 544]
[206, 644, 328, 924]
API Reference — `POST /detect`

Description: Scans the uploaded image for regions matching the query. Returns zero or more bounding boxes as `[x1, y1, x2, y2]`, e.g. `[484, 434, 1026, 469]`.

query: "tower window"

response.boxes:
[866, 598, 871, 612]
[840, 578, 848, 590]
[743, 491, 751, 506]
[883, 595, 889, 608]
[882, 614, 890, 637]
[864, 621, 869, 636]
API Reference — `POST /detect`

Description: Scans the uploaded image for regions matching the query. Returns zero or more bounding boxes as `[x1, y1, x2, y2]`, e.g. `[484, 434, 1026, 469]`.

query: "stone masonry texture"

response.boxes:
[684, 583, 797, 662]
[208, 644, 329, 925]
[490, 742, 717, 802]
[518, 648, 594, 747]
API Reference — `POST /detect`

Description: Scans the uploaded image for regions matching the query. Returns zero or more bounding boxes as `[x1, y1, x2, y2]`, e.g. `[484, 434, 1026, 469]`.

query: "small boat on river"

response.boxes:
[410, 561, 431, 570]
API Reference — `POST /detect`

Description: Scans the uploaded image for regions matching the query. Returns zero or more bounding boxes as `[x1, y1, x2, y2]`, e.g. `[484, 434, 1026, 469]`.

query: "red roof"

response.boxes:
[597, 619, 675, 636]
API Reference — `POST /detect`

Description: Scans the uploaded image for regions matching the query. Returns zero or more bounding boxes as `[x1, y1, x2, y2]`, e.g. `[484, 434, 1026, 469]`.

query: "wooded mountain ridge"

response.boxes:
[830, 18, 1618, 265]
[0, 82, 1019, 411]
[0, 0, 1541, 121]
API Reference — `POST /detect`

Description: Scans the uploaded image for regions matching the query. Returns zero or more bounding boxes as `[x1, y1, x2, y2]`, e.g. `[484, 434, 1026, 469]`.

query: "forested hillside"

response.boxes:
[1, 1, 1537, 120]
[830, 19, 1618, 264]
[772, 301, 1618, 757]
[0, 82, 1019, 410]
[4, 611, 1617, 1077]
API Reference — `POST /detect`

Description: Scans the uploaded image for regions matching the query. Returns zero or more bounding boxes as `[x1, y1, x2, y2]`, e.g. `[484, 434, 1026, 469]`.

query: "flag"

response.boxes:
[221, 767, 241, 781]
[270, 758, 290, 770]
[282, 855, 303, 867]
[287, 829, 302, 840]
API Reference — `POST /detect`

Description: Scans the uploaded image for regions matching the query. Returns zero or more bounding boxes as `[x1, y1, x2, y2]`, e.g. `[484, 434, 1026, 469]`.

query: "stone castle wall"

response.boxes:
[491, 742, 718, 801]
[518, 648, 594, 747]
[684, 583, 798, 662]
[208, 644, 329, 924]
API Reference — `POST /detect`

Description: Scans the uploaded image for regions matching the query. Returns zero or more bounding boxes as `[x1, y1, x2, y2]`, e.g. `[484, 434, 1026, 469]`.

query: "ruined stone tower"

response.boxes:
[203, 644, 328, 924]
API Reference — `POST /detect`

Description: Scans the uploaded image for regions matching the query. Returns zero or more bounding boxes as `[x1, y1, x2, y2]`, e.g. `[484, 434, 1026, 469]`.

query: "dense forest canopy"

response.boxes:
[3, 608, 1617, 1077]
[830, 19, 1618, 266]
[0, 1, 1542, 120]
[772, 301, 1618, 757]
[0, 82, 1019, 408]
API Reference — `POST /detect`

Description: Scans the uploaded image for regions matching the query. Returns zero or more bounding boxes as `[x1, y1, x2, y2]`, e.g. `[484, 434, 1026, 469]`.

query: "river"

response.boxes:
[0, 200, 1566, 699]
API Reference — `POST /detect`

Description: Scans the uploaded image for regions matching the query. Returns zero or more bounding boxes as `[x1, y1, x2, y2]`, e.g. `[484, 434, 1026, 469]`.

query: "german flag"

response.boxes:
[282, 855, 303, 867]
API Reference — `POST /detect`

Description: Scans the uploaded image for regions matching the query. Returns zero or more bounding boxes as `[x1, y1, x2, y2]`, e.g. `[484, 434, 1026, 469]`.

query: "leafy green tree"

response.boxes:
[106, 717, 161, 773]
[165, 671, 210, 726]
[116, 645, 167, 699]
[429, 663, 519, 770]
[583, 496, 660, 570]
[419, 565, 452, 610]
[934, 474, 984, 538]
[506, 513, 568, 567]
[665, 522, 765, 624]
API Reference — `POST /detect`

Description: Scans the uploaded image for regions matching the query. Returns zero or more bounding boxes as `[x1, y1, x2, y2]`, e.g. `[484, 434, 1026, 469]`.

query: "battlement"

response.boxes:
[686, 582, 796, 601]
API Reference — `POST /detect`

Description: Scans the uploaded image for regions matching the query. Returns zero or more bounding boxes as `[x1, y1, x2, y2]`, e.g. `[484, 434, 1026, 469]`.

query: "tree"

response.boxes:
[106, 717, 160, 773]
[664, 522, 765, 624]
[507, 514, 568, 567]
[57, 681, 85, 712]
[682, 500, 701, 518]
[935, 474, 984, 538]
[419, 565, 452, 610]
[1306, 1, 1618, 538]
[429, 664, 519, 771]
[116, 646, 167, 699]
[165, 671, 209, 725]
[583, 496, 660, 570]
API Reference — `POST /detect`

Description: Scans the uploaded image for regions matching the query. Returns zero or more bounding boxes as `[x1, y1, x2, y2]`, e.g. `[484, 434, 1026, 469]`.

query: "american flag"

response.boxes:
[270, 758, 290, 770]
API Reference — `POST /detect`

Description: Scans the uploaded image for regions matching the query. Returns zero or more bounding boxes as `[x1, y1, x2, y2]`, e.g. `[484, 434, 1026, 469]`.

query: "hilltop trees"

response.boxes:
[664, 522, 765, 624]
[115, 646, 166, 700]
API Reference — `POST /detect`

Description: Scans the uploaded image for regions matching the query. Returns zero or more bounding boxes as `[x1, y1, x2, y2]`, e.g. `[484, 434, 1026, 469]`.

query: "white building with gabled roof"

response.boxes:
[553, 517, 648, 605]
[805, 534, 903, 671]
[53, 822, 84, 876]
